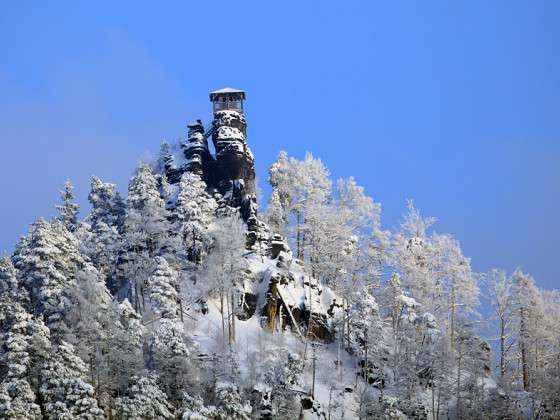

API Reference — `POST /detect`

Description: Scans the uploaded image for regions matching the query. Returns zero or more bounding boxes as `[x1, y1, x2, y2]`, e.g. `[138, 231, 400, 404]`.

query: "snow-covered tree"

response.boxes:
[115, 373, 175, 420]
[180, 392, 215, 420]
[348, 288, 382, 367]
[13, 219, 84, 334]
[55, 180, 79, 232]
[0, 302, 47, 419]
[389, 200, 437, 311]
[199, 215, 248, 347]
[88, 176, 126, 230]
[430, 233, 479, 346]
[155, 141, 174, 175]
[262, 349, 304, 419]
[148, 256, 180, 319]
[488, 268, 515, 383]
[40, 341, 104, 419]
[102, 300, 145, 406]
[212, 381, 251, 420]
[267, 151, 293, 236]
[63, 264, 125, 412]
[511, 269, 542, 392]
[120, 163, 171, 313]
[267, 152, 331, 260]
[175, 172, 217, 265]
[149, 317, 196, 406]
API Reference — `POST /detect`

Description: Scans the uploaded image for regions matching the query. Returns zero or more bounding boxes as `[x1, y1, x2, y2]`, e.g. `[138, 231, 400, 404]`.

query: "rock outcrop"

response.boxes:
[164, 111, 259, 231]
[159, 104, 338, 344]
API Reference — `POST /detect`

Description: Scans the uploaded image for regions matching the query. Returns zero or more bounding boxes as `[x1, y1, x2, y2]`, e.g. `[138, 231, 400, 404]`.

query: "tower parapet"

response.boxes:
[209, 87, 245, 114]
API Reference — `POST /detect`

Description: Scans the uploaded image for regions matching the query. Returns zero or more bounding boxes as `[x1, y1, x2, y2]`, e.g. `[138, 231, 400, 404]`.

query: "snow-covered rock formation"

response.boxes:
[157, 97, 338, 347]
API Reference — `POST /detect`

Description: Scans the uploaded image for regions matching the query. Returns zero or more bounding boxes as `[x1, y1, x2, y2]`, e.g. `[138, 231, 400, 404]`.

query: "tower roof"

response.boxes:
[209, 87, 246, 101]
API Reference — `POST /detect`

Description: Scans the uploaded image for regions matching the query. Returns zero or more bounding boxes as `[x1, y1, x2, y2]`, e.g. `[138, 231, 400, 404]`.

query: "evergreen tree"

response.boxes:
[13, 220, 84, 334]
[175, 172, 217, 265]
[40, 341, 104, 419]
[120, 163, 170, 313]
[101, 299, 145, 409]
[0, 302, 45, 420]
[149, 256, 181, 319]
[88, 176, 125, 230]
[149, 318, 196, 406]
[213, 381, 251, 420]
[180, 392, 215, 419]
[55, 180, 79, 232]
[115, 373, 175, 420]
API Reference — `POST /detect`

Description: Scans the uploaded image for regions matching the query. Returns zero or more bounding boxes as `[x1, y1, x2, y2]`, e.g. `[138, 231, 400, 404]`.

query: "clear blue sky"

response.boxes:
[1, 1, 559, 289]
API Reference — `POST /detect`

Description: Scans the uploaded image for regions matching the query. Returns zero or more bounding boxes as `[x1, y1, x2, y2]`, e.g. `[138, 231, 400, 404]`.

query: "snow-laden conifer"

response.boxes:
[13, 219, 84, 334]
[40, 341, 104, 419]
[149, 256, 180, 319]
[175, 172, 217, 264]
[115, 373, 175, 420]
[0, 295, 47, 420]
[55, 180, 79, 232]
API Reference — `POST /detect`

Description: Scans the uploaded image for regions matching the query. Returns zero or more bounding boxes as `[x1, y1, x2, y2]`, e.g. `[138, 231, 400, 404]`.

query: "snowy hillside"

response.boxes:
[0, 102, 559, 420]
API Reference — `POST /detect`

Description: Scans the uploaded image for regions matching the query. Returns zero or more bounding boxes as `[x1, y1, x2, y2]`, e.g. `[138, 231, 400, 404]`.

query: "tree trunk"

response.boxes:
[456, 351, 462, 419]
[450, 288, 456, 351]
[500, 316, 506, 379]
[520, 307, 530, 391]
[296, 211, 302, 260]
[231, 291, 236, 344]
[227, 294, 232, 347]
[220, 292, 226, 348]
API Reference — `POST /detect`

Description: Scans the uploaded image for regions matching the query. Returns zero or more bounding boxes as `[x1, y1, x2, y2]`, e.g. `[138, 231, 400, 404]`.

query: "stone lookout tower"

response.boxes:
[209, 87, 246, 114]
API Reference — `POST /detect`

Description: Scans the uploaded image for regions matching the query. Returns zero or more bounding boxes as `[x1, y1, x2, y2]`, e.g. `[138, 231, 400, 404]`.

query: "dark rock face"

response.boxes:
[212, 110, 255, 195]
[165, 111, 259, 233]
[183, 120, 212, 179]
[270, 234, 289, 259]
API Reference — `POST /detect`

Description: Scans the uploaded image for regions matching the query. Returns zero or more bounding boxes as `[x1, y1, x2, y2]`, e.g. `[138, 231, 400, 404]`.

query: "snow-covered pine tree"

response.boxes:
[155, 141, 174, 177]
[262, 350, 304, 419]
[146, 256, 198, 406]
[348, 288, 383, 374]
[88, 176, 126, 230]
[0, 259, 50, 419]
[40, 340, 104, 419]
[115, 373, 175, 420]
[213, 381, 251, 420]
[149, 317, 196, 406]
[55, 180, 79, 232]
[13, 219, 84, 335]
[77, 176, 126, 292]
[0, 279, 46, 420]
[120, 163, 170, 313]
[148, 256, 180, 319]
[101, 299, 145, 408]
[63, 263, 124, 411]
[180, 393, 215, 420]
[175, 172, 217, 265]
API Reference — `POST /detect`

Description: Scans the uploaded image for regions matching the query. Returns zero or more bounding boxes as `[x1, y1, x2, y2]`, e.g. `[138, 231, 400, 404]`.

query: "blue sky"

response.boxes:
[0, 1, 559, 290]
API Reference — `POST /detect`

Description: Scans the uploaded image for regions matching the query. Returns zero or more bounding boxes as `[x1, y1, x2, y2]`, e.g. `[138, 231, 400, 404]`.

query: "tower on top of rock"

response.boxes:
[209, 87, 246, 114]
